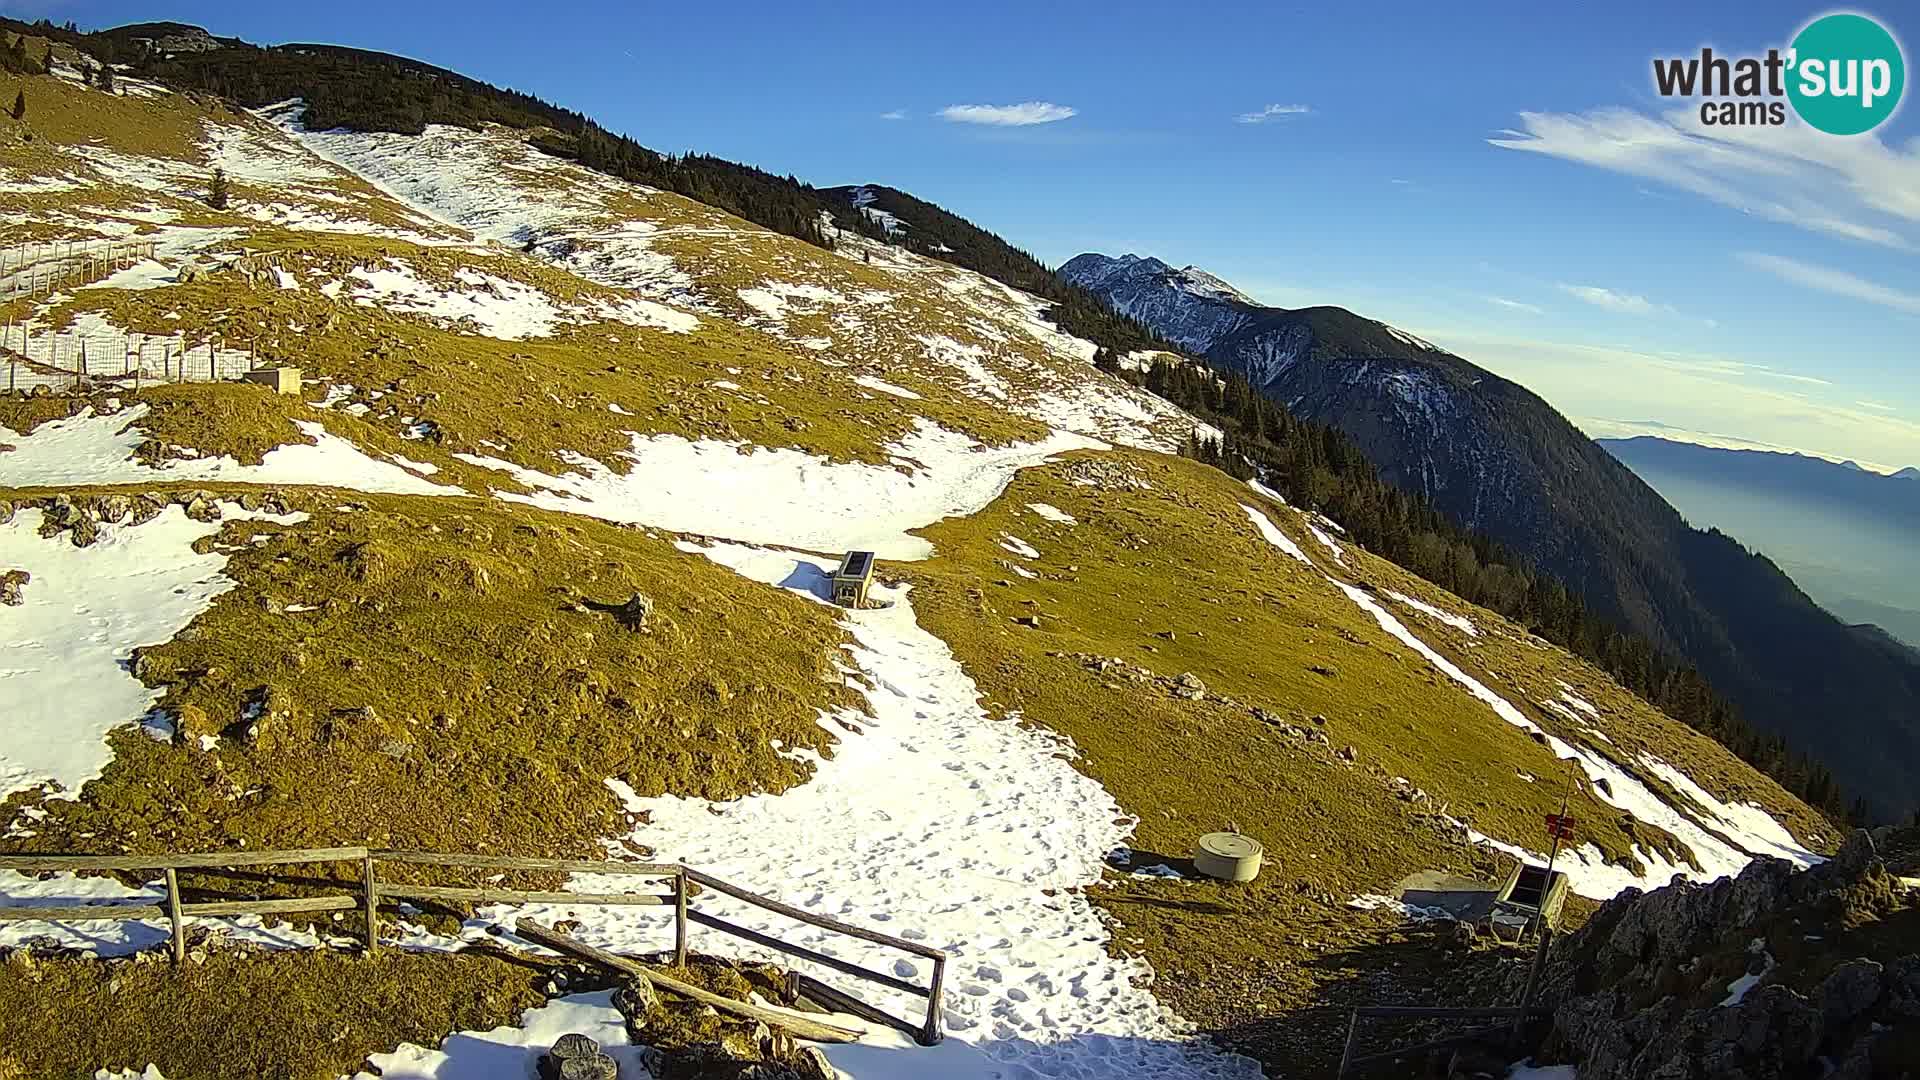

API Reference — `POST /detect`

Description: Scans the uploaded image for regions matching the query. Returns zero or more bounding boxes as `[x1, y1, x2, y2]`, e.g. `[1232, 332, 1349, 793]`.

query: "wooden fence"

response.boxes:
[0, 847, 947, 1046]
[1334, 1005, 1550, 1076]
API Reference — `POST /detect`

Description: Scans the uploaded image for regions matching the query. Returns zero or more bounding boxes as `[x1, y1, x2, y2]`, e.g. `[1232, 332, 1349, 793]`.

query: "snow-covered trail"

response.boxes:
[371, 542, 1257, 1079]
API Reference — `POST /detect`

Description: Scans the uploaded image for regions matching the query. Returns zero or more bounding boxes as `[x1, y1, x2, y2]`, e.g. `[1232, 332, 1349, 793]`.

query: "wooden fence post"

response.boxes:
[921, 954, 947, 1046]
[674, 866, 689, 967]
[362, 852, 379, 955]
[165, 867, 186, 964]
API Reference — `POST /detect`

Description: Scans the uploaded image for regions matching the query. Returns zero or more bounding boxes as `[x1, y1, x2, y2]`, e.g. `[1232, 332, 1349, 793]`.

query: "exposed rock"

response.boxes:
[1527, 828, 1916, 1080]
[172, 704, 220, 747]
[182, 491, 222, 523]
[0, 500, 13, 525]
[0, 569, 27, 606]
[68, 515, 101, 548]
[94, 494, 132, 524]
[614, 592, 653, 630]
[1817, 958, 1883, 1025]
[1172, 672, 1207, 700]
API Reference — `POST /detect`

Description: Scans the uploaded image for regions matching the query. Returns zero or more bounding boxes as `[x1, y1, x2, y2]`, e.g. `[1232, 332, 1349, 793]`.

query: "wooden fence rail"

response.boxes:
[0, 847, 948, 1046]
[1335, 1005, 1551, 1077]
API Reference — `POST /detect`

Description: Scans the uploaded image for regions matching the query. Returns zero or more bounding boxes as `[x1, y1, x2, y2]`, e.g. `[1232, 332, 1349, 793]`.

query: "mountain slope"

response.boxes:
[1062, 252, 1920, 821]
[1603, 435, 1920, 650]
[0, 23, 1849, 1078]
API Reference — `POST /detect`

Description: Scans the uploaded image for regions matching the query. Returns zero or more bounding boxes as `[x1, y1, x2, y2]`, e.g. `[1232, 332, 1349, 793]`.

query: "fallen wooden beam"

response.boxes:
[513, 918, 863, 1045]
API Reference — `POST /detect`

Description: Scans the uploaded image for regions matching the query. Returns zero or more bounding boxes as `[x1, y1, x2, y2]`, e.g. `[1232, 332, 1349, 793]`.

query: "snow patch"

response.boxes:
[0, 504, 306, 800]
[454, 420, 1103, 560]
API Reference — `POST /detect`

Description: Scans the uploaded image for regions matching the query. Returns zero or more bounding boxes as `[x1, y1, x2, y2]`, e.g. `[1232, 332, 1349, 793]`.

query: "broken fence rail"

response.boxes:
[1335, 1005, 1551, 1077]
[0, 847, 947, 1046]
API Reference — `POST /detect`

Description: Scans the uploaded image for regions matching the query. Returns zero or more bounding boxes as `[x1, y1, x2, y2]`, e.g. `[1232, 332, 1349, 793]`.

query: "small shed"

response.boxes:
[1494, 861, 1570, 934]
[242, 366, 302, 395]
[832, 550, 876, 609]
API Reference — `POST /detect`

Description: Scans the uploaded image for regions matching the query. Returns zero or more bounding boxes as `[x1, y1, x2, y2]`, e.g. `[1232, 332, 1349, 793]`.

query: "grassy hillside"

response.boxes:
[0, 29, 1848, 1079]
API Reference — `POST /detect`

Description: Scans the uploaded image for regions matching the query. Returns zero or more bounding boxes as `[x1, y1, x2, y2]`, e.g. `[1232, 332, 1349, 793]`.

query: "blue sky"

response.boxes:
[15, 0, 1920, 468]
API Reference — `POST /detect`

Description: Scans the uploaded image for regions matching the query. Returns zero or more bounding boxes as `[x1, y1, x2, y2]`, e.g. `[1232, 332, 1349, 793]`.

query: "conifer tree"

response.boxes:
[41, 44, 52, 74]
[208, 167, 230, 210]
[98, 64, 115, 93]
[9, 90, 24, 122]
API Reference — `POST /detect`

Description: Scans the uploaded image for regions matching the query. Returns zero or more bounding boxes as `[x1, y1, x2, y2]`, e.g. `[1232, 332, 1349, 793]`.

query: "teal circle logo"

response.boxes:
[1787, 13, 1905, 135]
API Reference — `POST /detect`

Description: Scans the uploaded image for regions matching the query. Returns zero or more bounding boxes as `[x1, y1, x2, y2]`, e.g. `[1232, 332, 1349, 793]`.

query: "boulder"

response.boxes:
[1172, 672, 1207, 700]
[1818, 958, 1883, 1025]
[614, 592, 653, 630]
[172, 704, 221, 747]
[68, 515, 101, 548]
[0, 569, 28, 606]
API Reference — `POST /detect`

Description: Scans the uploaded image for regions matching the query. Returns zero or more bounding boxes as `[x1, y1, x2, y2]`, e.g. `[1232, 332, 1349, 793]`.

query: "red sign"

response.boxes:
[1545, 814, 1577, 838]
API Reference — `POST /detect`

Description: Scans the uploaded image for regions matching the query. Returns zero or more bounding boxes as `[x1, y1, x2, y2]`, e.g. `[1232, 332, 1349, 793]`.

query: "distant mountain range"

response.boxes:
[1061, 251, 1920, 820]
[1602, 435, 1920, 653]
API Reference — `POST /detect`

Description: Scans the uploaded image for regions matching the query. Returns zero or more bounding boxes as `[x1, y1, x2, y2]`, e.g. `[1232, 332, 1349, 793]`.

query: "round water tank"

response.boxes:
[1193, 832, 1264, 882]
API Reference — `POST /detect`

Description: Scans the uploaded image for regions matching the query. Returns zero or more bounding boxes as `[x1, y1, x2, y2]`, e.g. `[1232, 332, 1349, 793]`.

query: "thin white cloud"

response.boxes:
[1236, 103, 1312, 124]
[1557, 283, 1672, 316]
[1491, 107, 1920, 251]
[1486, 295, 1544, 314]
[1859, 400, 1897, 412]
[938, 102, 1077, 126]
[1421, 328, 1920, 471]
[1737, 252, 1920, 316]
[879, 109, 907, 121]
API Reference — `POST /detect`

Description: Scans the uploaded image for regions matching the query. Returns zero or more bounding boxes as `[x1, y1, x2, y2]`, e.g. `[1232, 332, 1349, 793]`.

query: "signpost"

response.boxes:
[1516, 765, 1578, 1042]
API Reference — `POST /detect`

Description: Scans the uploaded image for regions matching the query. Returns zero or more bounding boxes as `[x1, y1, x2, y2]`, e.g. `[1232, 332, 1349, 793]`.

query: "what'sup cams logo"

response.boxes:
[1653, 12, 1905, 134]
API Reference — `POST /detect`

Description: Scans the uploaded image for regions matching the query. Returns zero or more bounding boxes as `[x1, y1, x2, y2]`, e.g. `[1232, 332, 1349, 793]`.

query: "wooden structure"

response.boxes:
[0, 847, 948, 1046]
[831, 550, 876, 608]
[1335, 1005, 1550, 1077]
[241, 366, 302, 394]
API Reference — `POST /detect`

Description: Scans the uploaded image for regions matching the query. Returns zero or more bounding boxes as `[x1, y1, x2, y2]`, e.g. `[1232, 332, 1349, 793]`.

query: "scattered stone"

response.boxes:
[1172, 672, 1207, 700]
[1308, 663, 1339, 678]
[1015, 615, 1042, 629]
[1336, 745, 1357, 763]
[0, 500, 12, 525]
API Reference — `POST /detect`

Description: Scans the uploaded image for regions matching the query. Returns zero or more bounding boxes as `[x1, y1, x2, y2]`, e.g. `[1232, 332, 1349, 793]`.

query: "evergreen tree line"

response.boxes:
[1131, 357, 1857, 823]
[123, 41, 839, 249]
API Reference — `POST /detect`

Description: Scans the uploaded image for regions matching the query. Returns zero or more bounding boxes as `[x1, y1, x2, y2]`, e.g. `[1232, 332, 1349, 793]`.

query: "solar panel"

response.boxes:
[841, 551, 873, 578]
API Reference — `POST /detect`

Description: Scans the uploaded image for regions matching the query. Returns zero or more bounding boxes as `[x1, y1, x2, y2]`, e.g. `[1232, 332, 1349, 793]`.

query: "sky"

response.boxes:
[12, 0, 1920, 470]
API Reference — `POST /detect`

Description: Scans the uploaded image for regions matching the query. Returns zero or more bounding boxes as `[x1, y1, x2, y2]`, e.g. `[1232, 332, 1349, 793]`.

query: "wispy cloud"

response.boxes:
[1491, 107, 1920, 251]
[1557, 283, 1672, 316]
[1236, 103, 1312, 124]
[1859, 400, 1897, 412]
[879, 109, 907, 121]
[938, 102, 1076, 126]
[1421, 329, 1920, 471]
[1737, 252, 1920, 316]
[1486, 295, 1544, 314]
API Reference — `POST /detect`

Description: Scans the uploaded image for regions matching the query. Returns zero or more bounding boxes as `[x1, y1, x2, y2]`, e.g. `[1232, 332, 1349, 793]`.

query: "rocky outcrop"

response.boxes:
[1527, 828, 1916, 1079]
